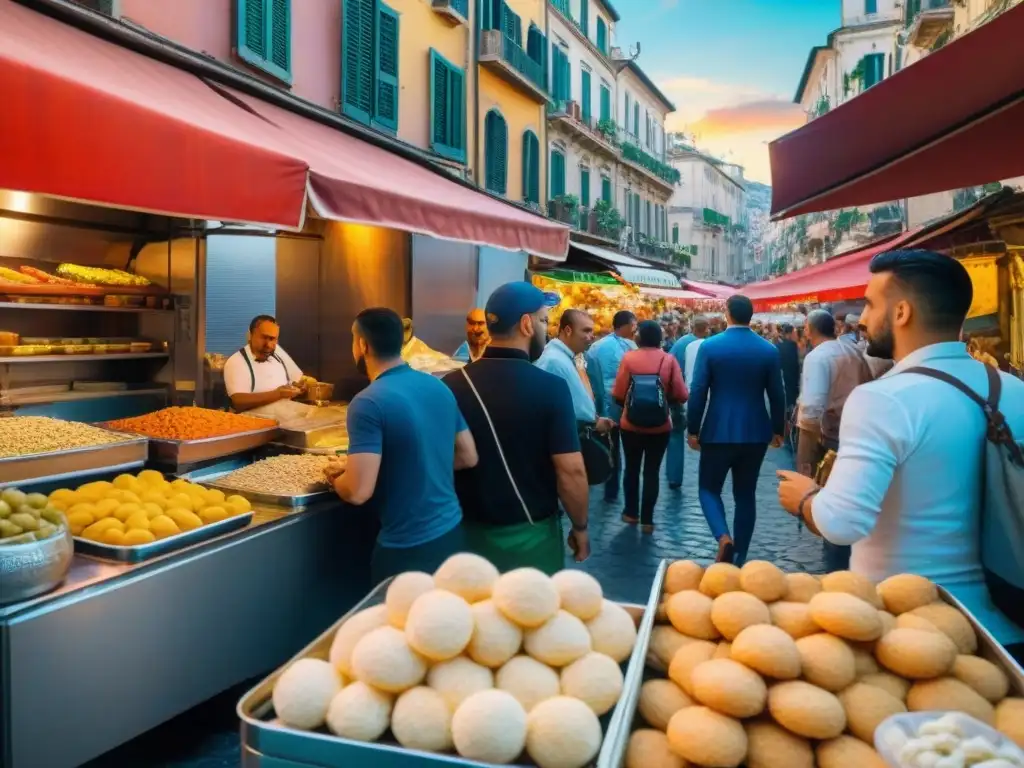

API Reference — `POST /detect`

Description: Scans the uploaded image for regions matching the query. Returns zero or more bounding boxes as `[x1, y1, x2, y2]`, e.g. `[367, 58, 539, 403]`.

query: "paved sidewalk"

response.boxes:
[84, 445, 826, 767]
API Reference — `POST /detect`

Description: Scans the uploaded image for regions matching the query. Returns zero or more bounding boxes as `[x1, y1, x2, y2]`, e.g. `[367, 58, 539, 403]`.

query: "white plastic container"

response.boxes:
[875, 711, 1024, 768]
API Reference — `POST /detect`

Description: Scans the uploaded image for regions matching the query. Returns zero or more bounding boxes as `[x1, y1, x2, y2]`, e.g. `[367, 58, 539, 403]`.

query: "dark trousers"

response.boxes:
[371, 524, 466, 587]
[698, 443, 769, 565]
[604, 426, 623, 501]
[621, 430, 671, 526]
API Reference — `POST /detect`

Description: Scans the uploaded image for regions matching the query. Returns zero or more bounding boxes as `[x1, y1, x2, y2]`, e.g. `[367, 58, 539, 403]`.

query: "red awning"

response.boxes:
[0, 2, 309, 227]
[224, 89, 570, 260]
[743, 229, 923, 307]
[769, 5, 1024, 219]
[682, 279, 737, 299]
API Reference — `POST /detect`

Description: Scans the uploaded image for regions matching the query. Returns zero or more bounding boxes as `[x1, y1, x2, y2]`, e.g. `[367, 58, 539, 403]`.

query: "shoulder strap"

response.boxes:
[459, 367, 535, 525]
[904, 365, 1023, 464]
[239, 347, 256, 393]
[273, 352, 290, 382]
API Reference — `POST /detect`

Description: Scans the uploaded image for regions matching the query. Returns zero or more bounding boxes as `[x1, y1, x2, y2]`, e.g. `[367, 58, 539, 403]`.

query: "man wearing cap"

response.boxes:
[444, 282, 591, 574]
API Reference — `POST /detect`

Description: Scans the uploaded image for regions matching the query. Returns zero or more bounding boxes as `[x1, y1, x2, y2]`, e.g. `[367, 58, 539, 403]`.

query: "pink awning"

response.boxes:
[642, 288, 721, 302]
[682, 279, 737, 299]
[223, 88, 570, 260]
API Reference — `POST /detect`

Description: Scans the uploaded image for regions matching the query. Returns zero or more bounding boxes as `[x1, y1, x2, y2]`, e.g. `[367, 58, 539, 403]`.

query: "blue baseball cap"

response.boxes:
[485, 282, 560, 334]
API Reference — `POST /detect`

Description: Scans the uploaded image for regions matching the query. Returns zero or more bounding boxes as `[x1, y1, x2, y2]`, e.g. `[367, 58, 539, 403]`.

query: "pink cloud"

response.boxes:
[687, 99, 805, 136]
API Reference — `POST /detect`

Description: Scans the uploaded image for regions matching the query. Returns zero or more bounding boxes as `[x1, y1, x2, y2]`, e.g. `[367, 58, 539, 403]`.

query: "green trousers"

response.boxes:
[461, 515, 565, 575]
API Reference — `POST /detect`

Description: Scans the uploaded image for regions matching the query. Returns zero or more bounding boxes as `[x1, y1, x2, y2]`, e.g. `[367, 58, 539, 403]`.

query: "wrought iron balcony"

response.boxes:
[905, 0, 953, 48]
[479, 30, 548, 103]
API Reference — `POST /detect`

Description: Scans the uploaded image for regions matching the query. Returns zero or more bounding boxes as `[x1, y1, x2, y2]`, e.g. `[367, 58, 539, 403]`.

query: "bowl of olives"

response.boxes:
[0, 487, 74, 605]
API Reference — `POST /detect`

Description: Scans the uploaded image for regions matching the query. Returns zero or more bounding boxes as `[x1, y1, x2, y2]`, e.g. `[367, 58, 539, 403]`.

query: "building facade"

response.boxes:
[666, 142, 749, 282]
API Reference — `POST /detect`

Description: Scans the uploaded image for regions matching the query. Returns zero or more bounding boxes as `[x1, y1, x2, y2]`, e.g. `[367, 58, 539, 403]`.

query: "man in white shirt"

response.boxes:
[778, 250, 1024, 650]
[535, 310, 613, 432]
[222, 315, 305, 416]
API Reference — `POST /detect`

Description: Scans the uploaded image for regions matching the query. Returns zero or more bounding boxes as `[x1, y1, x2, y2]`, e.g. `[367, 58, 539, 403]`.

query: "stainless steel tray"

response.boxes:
[937, 585, 1024, 694]
[73, 511, 254, 562]
[277, 423, 348, 451]
[268, 441, 348, 457]
[179, 461, 332, 509]
[136, 426, 280, 469]
[0, 437, 148, 487]
[238, 567, 663, 768]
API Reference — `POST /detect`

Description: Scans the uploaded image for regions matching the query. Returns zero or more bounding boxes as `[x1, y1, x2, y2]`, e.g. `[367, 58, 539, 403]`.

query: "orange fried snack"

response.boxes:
[105, 407, 276, 441]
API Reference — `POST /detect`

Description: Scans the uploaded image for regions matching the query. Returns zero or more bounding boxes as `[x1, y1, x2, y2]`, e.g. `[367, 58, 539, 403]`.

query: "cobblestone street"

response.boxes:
[84, 445, 826, 768]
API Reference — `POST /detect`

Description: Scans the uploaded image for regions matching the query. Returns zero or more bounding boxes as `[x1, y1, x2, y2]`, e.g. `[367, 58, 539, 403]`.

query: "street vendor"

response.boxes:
[222, 315, 313, 418]
[453, 308, 489, 363]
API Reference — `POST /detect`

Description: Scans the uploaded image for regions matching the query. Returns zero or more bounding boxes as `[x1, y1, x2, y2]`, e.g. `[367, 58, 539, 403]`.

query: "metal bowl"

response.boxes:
[0, 526, 74, 606]
[302, 382, 335, 405]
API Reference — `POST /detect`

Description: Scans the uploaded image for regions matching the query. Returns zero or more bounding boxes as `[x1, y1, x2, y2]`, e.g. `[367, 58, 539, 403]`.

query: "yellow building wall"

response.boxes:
[391, 0, 475, 167]
[477, 68, 546, 205]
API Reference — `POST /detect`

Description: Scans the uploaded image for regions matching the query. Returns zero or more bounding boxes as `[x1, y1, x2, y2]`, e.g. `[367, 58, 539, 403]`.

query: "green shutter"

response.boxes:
[599, 84, 610, 122]
[485, 111, 507, 195]
[579, 0, 589, 36]
[522, 132, 539, 204]
[580, 70, 592, 122]
[237, 0, 291, 82]
[373, 2, 400, 133]
[550, 150, 565, 199]
[633, 102, 640, 138]
[580, 168, 590, 207]
[430, 50, 466, 162]
[502, 4, 522, 45]
[601, 176, 611, 203]
[596, 17, 606, 54]
[342, 0, 374, 123]
[672, 223, 679, 244]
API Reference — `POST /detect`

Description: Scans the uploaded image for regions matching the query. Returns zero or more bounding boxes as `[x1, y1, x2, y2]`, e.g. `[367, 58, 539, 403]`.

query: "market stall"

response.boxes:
[531, 271, 668, 337]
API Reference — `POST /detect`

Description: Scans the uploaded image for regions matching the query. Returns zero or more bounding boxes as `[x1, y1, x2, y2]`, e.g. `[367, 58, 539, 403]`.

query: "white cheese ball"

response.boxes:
[325, 682, 392, 742]
[386, 571, 435, 629]
[496, 655, 562, 712]
[391, 686, 453, 753]
[427, 655, 495, 711]
[586, 600, 638, 663]
[552, 569, 604, 621]
[525, 610, 593, 667]
[272, 658, 343, 730]
[434, 552, 500, 603]
[452, 689, 528, 764]
[527, 696, 603, 768]
[350, 626, 427, 693]
[328, 604, 388, 677]
[493, 568, 561, 628]
[560, 652, 624, 715]
[467, 599, 523, 668]
[404, 589, 474, 661]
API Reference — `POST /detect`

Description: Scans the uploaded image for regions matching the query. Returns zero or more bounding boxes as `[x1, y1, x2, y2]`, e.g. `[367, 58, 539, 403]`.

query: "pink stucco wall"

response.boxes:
[119, 0, 341, 110]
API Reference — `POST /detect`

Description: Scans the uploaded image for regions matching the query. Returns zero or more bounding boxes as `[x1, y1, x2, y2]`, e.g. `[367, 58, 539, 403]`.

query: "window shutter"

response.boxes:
[374, 2, 400, 133]
[672, 223, 679, 244]
[579, 0, 589, 36]
[430, 50, 465, 161]
[599, 84, 610, 122]
[601, 176, 611, 203]
[633, 102, 639, 137]
[502, 4, 522, 45]
[596, 17, 606, 54]
[268, 0, 291, 75]
[522, 132, 539, 204]
[432, 54, 449, 147]
[342, 0, 374, 123]
[238, 0, 267, 61]
[580, 168, 591, 207]
[581, 70, 592, 122]
[624, 93, 630, 129]
[485, 112, 508, 195]
[865, 0, 877, 13]
[550, 150, 565, 199]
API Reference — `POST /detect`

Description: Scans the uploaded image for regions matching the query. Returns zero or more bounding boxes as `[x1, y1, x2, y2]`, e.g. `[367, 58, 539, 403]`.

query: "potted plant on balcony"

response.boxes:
[548, 194, 581, 227]
[593, 199, 624, 240]
[596, 119, 618, 145]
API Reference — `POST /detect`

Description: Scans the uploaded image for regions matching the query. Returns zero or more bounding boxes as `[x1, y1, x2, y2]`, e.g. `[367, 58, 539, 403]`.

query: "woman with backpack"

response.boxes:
[612, 320, 688, 533]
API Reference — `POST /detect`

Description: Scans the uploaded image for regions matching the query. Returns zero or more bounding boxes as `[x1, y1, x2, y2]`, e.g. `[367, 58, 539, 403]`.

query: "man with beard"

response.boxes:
[453, 308, 490, 363]
[326, 308, 478, 585]
[778, 250, 1024, 654]
[444, 282, 591, 574]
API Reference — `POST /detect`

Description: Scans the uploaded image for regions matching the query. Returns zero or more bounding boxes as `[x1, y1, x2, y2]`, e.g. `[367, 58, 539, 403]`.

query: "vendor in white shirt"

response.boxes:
[777, 249, 1024, 653]
[222, 315, 308, 417]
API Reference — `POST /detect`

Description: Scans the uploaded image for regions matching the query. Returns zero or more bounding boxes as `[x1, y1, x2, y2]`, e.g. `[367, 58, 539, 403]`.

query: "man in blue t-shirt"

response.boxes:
[326, 308, 478, 585]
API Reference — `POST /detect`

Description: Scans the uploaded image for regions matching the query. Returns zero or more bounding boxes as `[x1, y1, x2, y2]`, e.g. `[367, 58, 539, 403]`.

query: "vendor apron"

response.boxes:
[462, 516, 564, 575]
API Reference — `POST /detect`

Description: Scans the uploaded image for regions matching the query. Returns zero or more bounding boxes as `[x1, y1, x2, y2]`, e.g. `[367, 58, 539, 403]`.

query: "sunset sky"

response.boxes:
[612, 0, 839, 183]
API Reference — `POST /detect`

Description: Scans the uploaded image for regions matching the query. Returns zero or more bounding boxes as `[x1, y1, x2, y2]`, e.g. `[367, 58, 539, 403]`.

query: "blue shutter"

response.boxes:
[596, 17, 606, 54]
[580, 168, 591, 207]
[579, 0, 589, 36]
[485, 111, 508, 195]
[430, 50, 466, 162]
[373, 2, 400, 133]
[268, 0, 291, 76]
[342, 0, 374, 123]
[237, 0, 291, 82]
[865, 0, 877, 13]
[580, 70, 592, 122]
[522, 132, 540, 204]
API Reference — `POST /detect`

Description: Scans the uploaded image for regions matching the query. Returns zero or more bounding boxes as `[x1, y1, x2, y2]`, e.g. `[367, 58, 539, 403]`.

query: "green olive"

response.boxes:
[8, 513, 40, 531]
[34, 523, 58, 541]
[25, 493, 49, 509]
[0, 488, 27, 508]
[40, 508, 66, 526]
[0, 500, 11, 519]
[0, 519, 21, 537]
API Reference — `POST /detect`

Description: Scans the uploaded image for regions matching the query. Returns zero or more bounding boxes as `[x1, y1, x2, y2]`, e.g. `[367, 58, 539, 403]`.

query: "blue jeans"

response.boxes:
[697, 443, 769, 565]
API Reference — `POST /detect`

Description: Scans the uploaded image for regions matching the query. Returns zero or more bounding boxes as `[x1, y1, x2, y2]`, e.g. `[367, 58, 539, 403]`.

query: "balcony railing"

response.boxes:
[620, 141, 680, 187]
[479, 30, 548, 102]
[702, 208, 730, 229]
[547, 103, 618, 155]
[905, 0, 954, 47]
[905, 0, 953, 26]
[547, 200, 622, 241]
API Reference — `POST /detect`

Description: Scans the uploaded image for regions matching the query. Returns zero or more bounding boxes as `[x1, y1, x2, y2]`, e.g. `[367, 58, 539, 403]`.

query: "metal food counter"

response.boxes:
[0, 497, 379, 768]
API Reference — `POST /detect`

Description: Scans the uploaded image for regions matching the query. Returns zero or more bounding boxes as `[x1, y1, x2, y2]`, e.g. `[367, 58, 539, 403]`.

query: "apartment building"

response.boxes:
[546, 0, 621, 236]
[667, 142, 748, 282]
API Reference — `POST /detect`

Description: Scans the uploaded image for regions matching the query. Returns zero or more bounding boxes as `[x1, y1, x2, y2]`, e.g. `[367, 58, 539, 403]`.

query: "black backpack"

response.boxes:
[626, 357, 669, 428]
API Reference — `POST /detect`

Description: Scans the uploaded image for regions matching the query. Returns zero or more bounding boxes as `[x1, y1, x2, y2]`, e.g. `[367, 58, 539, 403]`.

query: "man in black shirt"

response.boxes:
[444, 282, 591, 574]
[776, 323, 801, 412]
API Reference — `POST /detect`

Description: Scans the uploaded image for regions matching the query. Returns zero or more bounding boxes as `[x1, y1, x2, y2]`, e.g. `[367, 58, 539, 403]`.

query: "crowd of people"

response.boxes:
[311, 248, 1024, 663]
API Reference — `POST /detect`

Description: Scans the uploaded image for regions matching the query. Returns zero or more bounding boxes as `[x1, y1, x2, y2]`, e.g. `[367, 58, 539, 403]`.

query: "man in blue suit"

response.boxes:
[687, 295, 786, 565]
